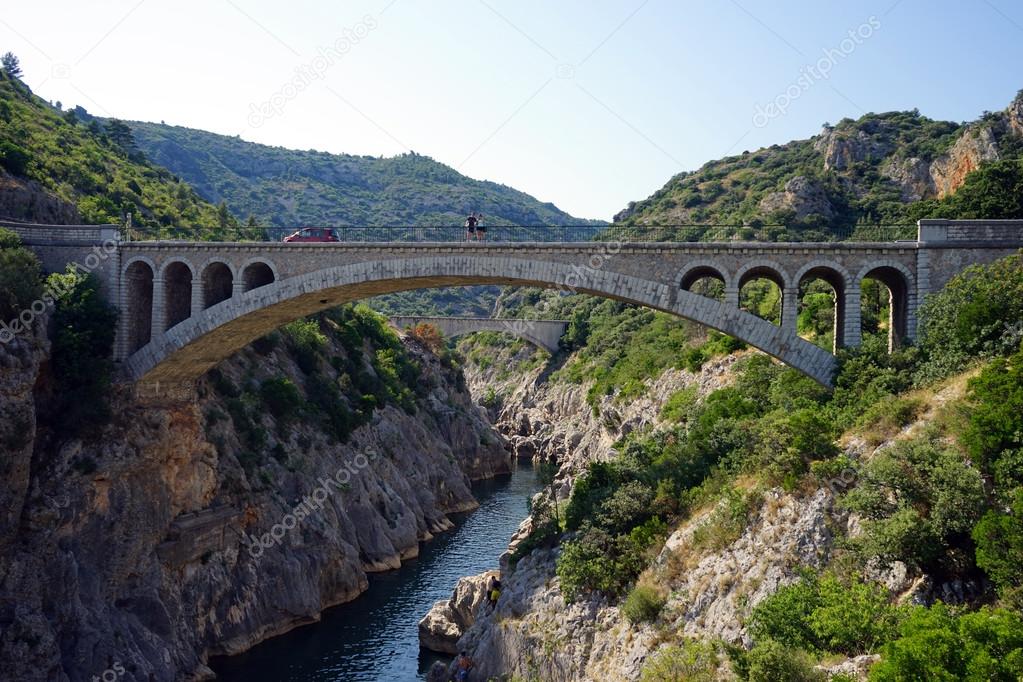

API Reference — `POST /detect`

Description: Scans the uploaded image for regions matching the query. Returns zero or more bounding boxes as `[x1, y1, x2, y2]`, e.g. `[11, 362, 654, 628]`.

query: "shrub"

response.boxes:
[750, 407, 838, 486]
[916, 252, 1023, 380]
[692, 486, 759, 552]
[841, 436, 986, 571]
[47, 269, 117, 439]
[0, 227, 22, 249]
[623, 583, 666, 624]
[750, 572, 902, 656]
[855, 395, 925, 446]
[0, 139, 30, 175]
[556, 526, 648, 600]
[745, 639, 824, 682]
[973, 489, 1023, 607]
[259, 378, 303, 426]
[659, 384, 698, 423]
[407, 321, 446, 354]
[640, 641, 719, 682]
[959, 351, 1023, 473]
[869, 604, 1023, 681]
[0, 240, 42, 321]
[282, 318, 327, 374]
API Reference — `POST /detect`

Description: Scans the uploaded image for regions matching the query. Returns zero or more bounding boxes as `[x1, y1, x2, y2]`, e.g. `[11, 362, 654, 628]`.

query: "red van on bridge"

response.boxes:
[282, 227, 340, 243]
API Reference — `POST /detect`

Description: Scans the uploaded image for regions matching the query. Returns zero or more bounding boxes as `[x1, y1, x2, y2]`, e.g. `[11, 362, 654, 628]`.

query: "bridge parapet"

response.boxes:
[918, 219, 1023, 244]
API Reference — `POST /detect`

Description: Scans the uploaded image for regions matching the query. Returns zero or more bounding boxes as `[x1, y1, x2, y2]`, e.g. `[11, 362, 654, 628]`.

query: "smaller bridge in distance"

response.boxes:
[390, 316, 568, 354]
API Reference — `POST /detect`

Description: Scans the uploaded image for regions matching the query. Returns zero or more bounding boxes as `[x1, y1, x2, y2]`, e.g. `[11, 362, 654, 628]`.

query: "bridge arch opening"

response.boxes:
[797, 265, 848, 352]
[860, 265, 910, 351]
[679, 264, 727, 302]
[202, 262, 234, 309]
[737, 265, 785, 325]
[124, 260, 153, 353]
[163, 261, 193, 330]
[243, 262, 276, 291]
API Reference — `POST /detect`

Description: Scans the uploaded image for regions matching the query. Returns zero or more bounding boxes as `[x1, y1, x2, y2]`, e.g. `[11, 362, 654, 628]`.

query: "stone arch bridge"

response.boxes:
[9, 220, 1022, 395]
[390, 316, 568, 353]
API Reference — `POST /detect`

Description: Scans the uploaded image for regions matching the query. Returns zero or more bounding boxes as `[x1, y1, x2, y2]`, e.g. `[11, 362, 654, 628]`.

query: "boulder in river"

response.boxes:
[419, 569, 499, 654]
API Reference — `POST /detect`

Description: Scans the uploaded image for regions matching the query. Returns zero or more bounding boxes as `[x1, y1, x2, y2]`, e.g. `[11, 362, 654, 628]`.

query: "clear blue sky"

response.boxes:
[3, 0, 1022, 220]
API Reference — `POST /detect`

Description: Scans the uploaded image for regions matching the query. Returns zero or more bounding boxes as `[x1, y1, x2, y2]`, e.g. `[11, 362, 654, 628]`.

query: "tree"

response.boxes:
[103, 119, 136, 152]
[1, 52, 22, 79]
[217, 200, 230, 229]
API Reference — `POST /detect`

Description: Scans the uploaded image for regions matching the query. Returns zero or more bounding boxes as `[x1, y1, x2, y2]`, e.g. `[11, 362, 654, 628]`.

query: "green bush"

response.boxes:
[841, 436, 986, 571]
[750, 572, 902, 656]
[259, 378, 303, 426]
[0, 240, 42, 322]
[916, 252, 1023, 380]
[745, 639, 824, 682]
[640, 641, 719, 682]
[556, 525, 650, 600]
[46, 269, 117, 439]
[959, 351, 1023, 473]
[0, 226, 22, 249]
[869, 604, 1023, 681]
[622, 584, 666, 624]
[973, 488, 1023, 607]
[0, 139, 30, 175]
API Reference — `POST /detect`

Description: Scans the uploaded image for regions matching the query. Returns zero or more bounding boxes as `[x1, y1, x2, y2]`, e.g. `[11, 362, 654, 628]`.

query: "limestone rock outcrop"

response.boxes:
[418, 569, 498, 654]
[0, 322, 510, 681]
[758, 175, 834, 220]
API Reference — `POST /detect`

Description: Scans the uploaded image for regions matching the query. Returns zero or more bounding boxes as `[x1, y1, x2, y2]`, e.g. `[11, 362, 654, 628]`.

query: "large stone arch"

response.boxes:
[735, 260, 792, 290]
[122, 256, 156, 355]
[123, 257, 837, 388]
[676, 260, 731, 290]
[857, 260, 916, 349]
[793, 260, 853, 351]
[241, 258, 278, 292]
[201, 259, 235, 309]
[161, 259, 195, 331]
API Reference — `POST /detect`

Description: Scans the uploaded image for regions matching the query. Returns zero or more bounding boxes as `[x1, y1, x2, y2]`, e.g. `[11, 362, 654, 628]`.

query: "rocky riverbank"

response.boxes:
[0, 314, 510, 681]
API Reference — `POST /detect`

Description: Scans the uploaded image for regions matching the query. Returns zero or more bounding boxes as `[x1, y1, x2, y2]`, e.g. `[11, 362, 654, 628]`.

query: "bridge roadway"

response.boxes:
[8, 219, 1023, 395]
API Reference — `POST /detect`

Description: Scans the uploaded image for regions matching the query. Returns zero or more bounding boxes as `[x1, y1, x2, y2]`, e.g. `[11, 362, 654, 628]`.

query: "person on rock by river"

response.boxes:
[454, 651, 474, 681]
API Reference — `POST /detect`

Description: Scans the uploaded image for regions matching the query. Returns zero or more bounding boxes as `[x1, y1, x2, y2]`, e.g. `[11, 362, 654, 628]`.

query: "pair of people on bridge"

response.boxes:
[464, 212, 486, 241]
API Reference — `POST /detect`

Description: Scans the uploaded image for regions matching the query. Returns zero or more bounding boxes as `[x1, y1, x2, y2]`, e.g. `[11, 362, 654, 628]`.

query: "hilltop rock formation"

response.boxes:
[758, 175, 835, 220]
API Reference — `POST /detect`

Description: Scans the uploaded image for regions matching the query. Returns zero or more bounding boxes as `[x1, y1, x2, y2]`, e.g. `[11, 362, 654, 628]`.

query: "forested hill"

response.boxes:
[0, 75, 229, 229]
[126, 121, 600, 228]
[616, 89, 1023, 231]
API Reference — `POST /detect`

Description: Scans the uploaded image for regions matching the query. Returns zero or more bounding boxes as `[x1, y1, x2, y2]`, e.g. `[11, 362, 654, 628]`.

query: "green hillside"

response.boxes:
[0, 75, 231, 229]
[615, 90, 1023, 237]
[125, 121, 599, 229]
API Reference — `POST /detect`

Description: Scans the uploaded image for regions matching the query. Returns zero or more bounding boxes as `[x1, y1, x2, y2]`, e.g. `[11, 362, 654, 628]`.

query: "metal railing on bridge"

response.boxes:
[117, 223, 921, 243]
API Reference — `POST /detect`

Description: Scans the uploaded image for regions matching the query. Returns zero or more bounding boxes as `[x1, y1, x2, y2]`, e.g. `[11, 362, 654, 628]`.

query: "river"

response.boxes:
[211, 461, 539, 681]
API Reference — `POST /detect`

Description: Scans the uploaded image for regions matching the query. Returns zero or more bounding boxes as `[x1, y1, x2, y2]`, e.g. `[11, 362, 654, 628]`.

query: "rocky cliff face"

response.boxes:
[0, 320, 509, 681]
[0, 171, 81, 224]
[452, 487, 835, 682]
[463, 340, 739, 488]
[444, 346, 981, 681]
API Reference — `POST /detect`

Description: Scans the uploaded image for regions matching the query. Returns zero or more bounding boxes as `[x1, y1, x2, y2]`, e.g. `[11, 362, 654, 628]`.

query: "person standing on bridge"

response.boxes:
[475, 213, 486, 241]
[464, 213, 478, 241]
